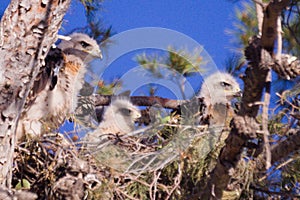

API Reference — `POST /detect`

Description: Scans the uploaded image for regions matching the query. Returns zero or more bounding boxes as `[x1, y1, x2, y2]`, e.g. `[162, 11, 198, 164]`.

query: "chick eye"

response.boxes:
[120, 108, 132, 116]
[80, 41, 90, 48]
[220, 81, 231, 88]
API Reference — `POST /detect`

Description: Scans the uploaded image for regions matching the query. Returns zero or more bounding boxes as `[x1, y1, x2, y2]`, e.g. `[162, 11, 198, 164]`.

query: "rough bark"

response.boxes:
[0, 0, 71, 187]
[198, 0, 291, 199]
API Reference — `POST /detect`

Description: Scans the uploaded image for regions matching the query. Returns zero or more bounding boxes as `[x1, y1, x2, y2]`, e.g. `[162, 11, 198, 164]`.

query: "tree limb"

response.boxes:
[261, 0, 290, 53]
[262, 70, 272, 170]
[94, 94, 190, 109]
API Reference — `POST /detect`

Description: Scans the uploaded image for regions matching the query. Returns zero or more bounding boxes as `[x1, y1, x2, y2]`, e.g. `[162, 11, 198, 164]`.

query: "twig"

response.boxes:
[262, 70, 272, 169]
[276, 92, 299, 110]
[149, 170, 161, 200]
[115, 187, 139, 200]
[126, 174, 151, 188]
[250, 184, 300, 198]
[57, 34, 71, 41]
[259, 157, 294, 182]
[165, 161, 182, 200]
[275, 16, 283, 65]
[284, 2, 300, 46]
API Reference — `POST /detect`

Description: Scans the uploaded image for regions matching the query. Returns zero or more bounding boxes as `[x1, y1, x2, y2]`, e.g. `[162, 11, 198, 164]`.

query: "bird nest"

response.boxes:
[81, 121, 209, 174]
[13, 133, 105, 199]
[13, 112, 228, 199]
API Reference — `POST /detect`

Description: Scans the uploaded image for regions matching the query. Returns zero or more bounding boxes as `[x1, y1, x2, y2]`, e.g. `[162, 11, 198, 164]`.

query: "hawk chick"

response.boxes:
[17, 33, 102, 141]
[84, 97, 141, 145]
[198, 72, 242, 126]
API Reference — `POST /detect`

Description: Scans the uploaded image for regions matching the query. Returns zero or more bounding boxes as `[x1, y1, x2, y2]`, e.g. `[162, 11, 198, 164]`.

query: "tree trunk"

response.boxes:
[0, 0, 71, 188]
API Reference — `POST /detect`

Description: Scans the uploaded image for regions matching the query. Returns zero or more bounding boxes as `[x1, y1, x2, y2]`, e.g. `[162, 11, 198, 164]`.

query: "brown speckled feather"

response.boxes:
[17, 33, 102, 141]
[25, 47, 64, 110]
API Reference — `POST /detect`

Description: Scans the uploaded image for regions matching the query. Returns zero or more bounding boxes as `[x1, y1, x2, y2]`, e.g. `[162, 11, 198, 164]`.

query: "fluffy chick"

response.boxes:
[84, 97, 141, 146]
[198, 72, 242, 126]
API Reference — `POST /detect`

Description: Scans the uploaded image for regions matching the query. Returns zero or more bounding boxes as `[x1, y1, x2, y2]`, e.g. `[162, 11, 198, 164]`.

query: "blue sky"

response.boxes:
[100, 0, 236, 67]
[64, 0, 237, 68]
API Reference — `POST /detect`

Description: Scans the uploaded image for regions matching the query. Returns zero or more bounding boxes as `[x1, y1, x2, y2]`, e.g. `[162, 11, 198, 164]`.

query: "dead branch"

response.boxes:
[94, 94, 194, 109]
[262, 71, 272, 170]
[165, 161, 182, 200]
[149, 171, 161, 200]
[261, 0, 291, 53]
[254, 0, 265, 35]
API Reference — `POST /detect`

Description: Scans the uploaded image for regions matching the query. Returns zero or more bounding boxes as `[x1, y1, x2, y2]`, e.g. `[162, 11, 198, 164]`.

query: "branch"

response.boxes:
[261, 0, 291, 52]
[262, 71, 272, 170]
[94, 94, 199, 109]
[275, 15, 283, 63]
[196, 116, 259, 199]
[256, 129, 300, 171]
[254, 0, 265, 35]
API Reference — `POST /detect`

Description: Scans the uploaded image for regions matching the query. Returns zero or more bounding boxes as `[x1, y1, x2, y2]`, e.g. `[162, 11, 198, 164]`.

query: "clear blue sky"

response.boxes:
[100, 0, 236, 68]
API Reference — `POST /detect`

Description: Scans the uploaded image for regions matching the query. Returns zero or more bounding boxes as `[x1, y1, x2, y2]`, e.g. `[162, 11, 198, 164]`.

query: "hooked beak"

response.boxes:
[233, 90, 243, 98]
[90, 48, 103, 60]
[133, 111, 142, 120]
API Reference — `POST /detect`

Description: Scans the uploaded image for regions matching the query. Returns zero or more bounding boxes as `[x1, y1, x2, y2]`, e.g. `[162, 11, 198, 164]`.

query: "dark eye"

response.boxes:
[80, 41, 90, 48]
[220, 81, 231, 87]
[119, 108, 132, 116]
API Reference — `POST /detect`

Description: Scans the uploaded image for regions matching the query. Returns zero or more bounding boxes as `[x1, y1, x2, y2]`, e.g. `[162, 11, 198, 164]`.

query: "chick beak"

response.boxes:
[135, 112, 142, 120]
[90, 48, 103, 60]
[234, 90, 243, 98]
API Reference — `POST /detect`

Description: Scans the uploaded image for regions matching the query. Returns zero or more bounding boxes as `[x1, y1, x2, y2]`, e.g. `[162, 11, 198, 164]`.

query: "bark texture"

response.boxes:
[0, 0, 71, 187]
